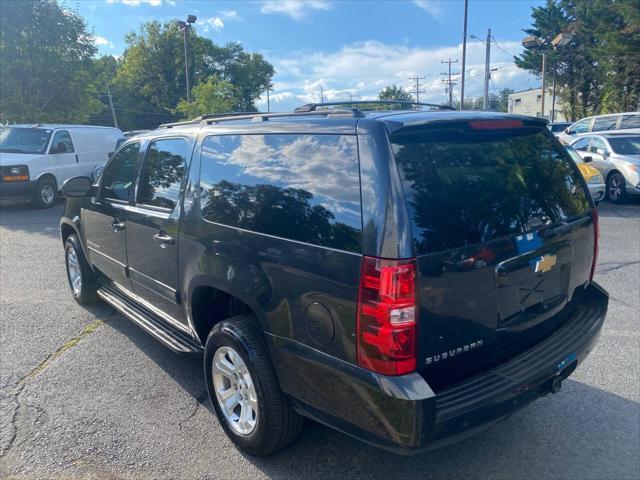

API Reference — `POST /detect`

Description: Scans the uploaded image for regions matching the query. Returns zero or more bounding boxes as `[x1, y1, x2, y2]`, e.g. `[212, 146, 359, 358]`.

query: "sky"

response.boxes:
[73, 0, 545, 111]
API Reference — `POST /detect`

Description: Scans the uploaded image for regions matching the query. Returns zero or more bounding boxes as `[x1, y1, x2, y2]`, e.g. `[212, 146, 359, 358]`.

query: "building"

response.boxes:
[508, 87, 567, 122]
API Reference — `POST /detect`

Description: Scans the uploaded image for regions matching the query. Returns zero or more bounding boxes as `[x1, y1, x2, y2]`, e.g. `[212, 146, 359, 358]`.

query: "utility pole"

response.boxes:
[483, 28, 491, 109]
[320, 85, 324, 103]
[105, 83, 118, 128]
[460, 0, 469, 110]
[409, 75, 425, 103]
[541, 52, 547, 118]
[265, 75, 273, 112]
[441, 58, 458, 107]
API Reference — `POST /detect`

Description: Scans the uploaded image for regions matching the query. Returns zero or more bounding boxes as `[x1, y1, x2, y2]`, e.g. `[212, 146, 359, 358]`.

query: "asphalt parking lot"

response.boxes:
[0, 199, 638, 480]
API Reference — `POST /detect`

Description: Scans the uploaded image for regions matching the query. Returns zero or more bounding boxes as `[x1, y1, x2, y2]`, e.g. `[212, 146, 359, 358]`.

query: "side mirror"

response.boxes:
[565, 128, 572, 135]
[62, 176, 94, 197]
[583, 155, 593, 163]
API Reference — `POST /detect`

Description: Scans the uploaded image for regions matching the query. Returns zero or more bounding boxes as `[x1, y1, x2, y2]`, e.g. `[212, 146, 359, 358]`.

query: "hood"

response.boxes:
[0, 152, 42, 166]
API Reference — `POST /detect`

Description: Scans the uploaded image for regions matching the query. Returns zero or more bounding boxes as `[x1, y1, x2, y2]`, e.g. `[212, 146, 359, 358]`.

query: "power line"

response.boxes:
[408, 75, 426, 103]
[440, 58, 459, 107]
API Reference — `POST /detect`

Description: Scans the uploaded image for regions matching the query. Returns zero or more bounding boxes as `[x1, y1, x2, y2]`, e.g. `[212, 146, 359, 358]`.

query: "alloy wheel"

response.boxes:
[67, 246, 82, 296]
[212, 345, 258, 436]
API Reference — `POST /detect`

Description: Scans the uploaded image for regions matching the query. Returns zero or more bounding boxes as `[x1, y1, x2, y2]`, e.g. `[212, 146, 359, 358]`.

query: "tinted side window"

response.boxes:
[51, 130, 74, 153]
[592, 116, 619, 132]
[620, 114, 640, 129]
[101, 142, 140, 202]
[199, 134, 362, 252]
[138, 138, 189, 210]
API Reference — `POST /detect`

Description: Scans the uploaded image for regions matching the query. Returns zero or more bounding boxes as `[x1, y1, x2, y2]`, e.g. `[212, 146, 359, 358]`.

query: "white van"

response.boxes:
[0, 124, 124, 207]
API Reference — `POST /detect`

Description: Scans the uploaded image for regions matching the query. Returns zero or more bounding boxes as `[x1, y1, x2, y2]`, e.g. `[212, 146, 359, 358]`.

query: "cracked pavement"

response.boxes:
[0, 200, 639, 479]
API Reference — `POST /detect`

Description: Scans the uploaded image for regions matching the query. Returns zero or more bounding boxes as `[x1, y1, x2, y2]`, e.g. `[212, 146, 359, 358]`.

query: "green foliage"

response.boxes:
[515, 0, 640, 120]
[175, 77, 241, 118]
[0, 0, 101, 123]
[111, 21, 274, 129]
[379, 85, 415, 103]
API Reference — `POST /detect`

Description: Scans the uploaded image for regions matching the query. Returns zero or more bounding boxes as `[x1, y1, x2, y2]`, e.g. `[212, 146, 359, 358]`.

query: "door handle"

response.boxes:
[110, 220, 125, 232]
[75, 153, 79, 163]
[153, 233, 175, 248]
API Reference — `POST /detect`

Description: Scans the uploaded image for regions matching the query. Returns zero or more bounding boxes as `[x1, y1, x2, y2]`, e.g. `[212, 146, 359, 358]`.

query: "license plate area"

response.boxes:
[495, 240, 573, 329]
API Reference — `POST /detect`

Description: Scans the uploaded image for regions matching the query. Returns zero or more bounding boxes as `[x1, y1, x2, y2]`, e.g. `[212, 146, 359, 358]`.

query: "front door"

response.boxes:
[125, 137, 191, 327]
[49, 130, 77, 186]
[83, 141, 142, 288]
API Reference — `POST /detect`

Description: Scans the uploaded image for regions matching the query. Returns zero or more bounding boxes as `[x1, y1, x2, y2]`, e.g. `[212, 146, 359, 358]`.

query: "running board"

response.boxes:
[98, 285, 203, 354]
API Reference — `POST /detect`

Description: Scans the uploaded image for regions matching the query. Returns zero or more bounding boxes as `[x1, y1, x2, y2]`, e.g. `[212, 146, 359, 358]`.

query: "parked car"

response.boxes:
[0, 124, 124, 207]
[557, 112, 640, 144]
[570, 133, 640, 203]
[565, 145, 605, 203]
[59, 104, 607, 456]
[548, 121, 572, 135]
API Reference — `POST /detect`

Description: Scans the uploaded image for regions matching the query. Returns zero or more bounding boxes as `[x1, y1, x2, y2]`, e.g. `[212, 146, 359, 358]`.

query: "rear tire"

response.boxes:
[204, 315, 304, 456]
[64, 234, 99, 304]
[606, 172, 627, 204]
[32, 176, 58, 208]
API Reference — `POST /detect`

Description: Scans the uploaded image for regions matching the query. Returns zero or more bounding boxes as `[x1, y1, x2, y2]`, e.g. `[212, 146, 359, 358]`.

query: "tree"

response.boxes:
[0, 0, 100, 123]
[515, 0, 640, 120]
[112, 21, 274, 129]
[497, 88, 514, 112]
[379, 85, 414, 103]
[175, 76, 241, 118]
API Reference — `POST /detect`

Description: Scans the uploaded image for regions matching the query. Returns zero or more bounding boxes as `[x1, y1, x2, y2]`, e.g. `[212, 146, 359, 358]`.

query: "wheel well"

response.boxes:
[606, 170, 622, 183]
[60, 223, 76, 246]
[191, 286, 257, 344]
[37, 172, 57, 187]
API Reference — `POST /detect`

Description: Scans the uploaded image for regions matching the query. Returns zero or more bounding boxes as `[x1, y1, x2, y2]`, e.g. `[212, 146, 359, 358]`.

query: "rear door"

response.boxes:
[125, 137, 191, 326]
[390, 120, 594, 389]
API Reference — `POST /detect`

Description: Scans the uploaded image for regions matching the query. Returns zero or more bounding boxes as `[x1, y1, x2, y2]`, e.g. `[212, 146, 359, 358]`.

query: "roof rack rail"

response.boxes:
[294, 100, 455, 112]
[201, 108, 365, 125]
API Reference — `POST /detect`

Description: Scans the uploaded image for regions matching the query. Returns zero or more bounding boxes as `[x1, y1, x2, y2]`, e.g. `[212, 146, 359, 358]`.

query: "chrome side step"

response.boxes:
[98, 285, 203, 354]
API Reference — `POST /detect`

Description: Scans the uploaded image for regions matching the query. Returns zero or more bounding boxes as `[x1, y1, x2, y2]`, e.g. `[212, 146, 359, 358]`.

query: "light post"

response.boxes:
[522, 31, 573, 122]
[176, 14, 197, 103]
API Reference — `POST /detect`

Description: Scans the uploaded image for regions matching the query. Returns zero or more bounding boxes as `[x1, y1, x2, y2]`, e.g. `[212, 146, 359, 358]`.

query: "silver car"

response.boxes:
[558, 112, 639, 145]
[570, 134, 640, 203]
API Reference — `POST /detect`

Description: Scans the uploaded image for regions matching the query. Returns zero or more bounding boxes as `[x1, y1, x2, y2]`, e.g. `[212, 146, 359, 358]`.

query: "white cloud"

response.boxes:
[256, 39, 536, 111]
[260, 0, 331, 21]
[219, 10, 241, 21]
[106, 0, 173, 6]
[201, 17, 224, 32]
[94, 35, 116, 48]
[413, 0, 445, 19]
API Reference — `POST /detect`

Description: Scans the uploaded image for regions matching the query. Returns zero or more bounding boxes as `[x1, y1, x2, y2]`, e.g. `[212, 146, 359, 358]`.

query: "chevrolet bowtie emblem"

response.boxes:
[535, 254, 557, 273]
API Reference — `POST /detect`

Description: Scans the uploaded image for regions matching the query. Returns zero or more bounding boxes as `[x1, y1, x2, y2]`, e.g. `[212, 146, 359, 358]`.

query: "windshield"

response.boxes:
[0, 127, 52, 154]
[391, 126, 590, 254]
[608, 136, 640, 156]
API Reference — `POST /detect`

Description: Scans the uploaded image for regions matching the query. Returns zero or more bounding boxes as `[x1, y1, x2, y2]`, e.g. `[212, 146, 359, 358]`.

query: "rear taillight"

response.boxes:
[589, 207, 599, 282]
[468, 119, 523, 130]
[357, 256, 417, 376]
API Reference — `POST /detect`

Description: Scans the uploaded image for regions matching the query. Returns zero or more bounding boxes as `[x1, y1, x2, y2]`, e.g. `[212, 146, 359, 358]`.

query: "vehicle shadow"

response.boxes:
[597, 197, 640, 219]
[0, 200, 64, 239]
[98, 305, 639, 480]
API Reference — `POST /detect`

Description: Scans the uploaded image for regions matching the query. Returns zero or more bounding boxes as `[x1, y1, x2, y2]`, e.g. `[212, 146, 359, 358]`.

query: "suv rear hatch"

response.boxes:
[389, 117, 596, 390]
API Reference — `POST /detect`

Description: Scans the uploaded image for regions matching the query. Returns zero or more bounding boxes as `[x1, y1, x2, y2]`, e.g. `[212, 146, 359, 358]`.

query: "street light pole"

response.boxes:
[459, 0, 469, 110]
[177, 15, 197, 103]
[483, 28, 491, 109]
[541, 52, 547, 119]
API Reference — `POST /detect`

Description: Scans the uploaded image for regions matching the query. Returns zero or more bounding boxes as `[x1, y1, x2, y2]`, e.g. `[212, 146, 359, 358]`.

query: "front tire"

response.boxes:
[204, 315, 304, 456]
[606, 172, 627, 204]
[32, 176, 58, 208]
[64, 234, 98, 304]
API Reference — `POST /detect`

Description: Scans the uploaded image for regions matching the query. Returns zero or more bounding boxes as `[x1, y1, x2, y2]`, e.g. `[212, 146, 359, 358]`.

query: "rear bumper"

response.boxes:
[270, 282, 608, 454]
[0, 180, 36, 200]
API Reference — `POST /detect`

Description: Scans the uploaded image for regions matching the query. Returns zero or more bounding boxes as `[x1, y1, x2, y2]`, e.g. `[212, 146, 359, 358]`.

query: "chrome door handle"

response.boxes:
[110, 220, 125, 232]
[153, 233, 175, 247]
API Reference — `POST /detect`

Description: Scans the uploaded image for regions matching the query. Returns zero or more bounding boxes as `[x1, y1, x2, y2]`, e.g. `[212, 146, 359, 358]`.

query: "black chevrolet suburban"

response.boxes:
[59, 103, 608, 456]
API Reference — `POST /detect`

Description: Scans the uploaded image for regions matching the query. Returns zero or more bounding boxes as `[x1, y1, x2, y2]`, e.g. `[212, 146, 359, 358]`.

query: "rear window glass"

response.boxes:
[391, 126, 590, 255]
[620, 114, 640, 129]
